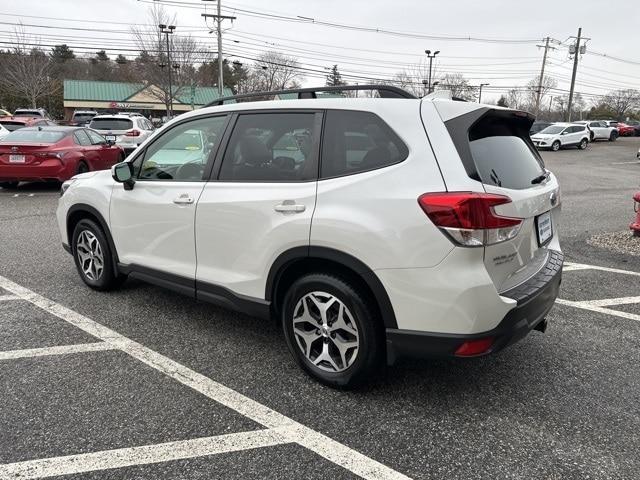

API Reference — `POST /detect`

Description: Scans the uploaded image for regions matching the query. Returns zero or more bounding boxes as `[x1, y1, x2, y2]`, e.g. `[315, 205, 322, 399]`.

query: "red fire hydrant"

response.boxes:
[630, 192, 640, 236]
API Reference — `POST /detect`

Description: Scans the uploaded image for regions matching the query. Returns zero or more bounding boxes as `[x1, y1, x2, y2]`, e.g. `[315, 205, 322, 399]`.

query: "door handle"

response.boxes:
[274, 200, 306, 213]
[173, 193, 194, 205]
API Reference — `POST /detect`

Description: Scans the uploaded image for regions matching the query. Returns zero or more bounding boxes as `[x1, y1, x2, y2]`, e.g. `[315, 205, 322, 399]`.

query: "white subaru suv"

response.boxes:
[89, 114, 154, 154]
[57, 85, 562, 388]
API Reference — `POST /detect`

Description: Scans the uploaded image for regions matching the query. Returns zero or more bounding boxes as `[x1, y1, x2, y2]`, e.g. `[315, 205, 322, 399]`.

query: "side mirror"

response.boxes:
[111, 162, 135, 190]
[105, 139, 116, 146]
[560, 131, 567, 135]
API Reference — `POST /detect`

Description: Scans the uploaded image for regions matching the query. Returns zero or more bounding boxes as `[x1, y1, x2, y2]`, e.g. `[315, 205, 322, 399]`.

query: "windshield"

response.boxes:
[539, 125, 565, 134]
[14, 111, 42, 118]
[163, 130, 203, 151]
[0, 121, 27, 132]
[89, 118, 133, 131]
[1, 130, 66, 143]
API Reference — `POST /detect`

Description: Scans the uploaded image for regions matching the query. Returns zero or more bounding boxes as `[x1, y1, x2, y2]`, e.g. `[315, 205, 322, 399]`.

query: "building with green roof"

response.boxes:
[62, 80, 232, 120]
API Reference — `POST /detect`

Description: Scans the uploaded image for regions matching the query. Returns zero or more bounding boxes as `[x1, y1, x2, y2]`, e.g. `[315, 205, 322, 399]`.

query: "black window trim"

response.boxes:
[211, 108, 324, 183]
[127, 113, 232, 183]
[317, 108, 410, 181]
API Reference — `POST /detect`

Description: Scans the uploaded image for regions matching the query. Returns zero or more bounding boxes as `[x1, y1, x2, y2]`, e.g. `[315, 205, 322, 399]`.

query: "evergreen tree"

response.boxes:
[326, 64, 345, 87]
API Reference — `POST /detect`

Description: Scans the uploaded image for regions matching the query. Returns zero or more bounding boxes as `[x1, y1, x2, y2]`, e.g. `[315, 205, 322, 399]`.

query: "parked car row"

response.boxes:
[528, 118, 638, 151]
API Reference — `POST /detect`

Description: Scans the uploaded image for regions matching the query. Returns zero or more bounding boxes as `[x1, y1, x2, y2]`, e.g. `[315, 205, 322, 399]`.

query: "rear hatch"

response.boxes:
[0, 121, 28, 132]
[89, 118, 135, 144]
[0, 131, 67, 165]
[439, 106, 560, 293]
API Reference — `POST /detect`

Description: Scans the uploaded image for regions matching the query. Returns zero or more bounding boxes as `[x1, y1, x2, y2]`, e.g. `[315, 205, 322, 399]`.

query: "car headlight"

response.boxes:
[60, 178, 76, 197]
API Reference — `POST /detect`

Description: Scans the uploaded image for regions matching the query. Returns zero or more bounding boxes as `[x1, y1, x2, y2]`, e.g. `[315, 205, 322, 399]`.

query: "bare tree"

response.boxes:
[438, 73, 477, 101]
[251, 51, 302, 92]
[131, 4, 206, 114]
[599, 89, 640, 120]
[0, 26, 58, 108]
[506, 88, 525, 110]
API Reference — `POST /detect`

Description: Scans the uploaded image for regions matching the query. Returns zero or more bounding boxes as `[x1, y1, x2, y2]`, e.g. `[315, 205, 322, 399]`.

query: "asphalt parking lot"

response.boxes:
[1, 137, 640, 479]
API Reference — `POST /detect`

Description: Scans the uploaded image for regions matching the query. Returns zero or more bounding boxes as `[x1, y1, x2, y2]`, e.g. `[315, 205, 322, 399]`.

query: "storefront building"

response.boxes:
[63, 80, 232, 121]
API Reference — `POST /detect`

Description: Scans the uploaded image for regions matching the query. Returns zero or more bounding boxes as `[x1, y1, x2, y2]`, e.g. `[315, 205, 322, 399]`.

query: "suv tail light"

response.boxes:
[418, 192, 523, 247]
[125, 130, 141, 137]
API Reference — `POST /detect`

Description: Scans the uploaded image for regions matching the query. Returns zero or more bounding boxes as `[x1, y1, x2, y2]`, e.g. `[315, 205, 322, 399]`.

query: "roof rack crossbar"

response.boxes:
[205, 84, 417, 107]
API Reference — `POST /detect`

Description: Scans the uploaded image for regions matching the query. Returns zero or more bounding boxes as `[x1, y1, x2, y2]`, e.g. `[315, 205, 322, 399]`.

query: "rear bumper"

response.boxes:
[0, 161, 74, 182]
[386, 250, 563, 363]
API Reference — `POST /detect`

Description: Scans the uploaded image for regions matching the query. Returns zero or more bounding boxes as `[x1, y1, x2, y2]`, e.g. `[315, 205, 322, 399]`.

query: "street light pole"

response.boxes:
[425, 50, 440, 94]
[159, 24, 175, 119]
[478, 83, 489, 103]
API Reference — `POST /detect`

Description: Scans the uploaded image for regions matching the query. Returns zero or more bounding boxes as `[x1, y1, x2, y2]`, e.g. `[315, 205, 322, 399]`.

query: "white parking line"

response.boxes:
[571, 296, 640, 307]
[563, 261, 640, 277]
[0, 342, 115, 361]
[0, 294, 20, 302]
[0, 429, 289, 479]
[0, 274, 411, 480]
[556, 299, 640, 323]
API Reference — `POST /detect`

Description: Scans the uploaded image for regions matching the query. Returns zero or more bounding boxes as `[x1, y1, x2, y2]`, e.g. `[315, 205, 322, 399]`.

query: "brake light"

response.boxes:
[125, 130, 141, 137]
[35, 152, 65, 160]
[454, 337, 494, 356]
[418, 192, 523, 247]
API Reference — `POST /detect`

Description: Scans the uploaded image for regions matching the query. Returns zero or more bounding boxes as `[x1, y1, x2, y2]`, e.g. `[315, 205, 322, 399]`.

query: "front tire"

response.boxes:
[551, 140, 561, 151]
[0, 181, 19, 189]
[72, 219, 126, 291]
[282, 273, 383, 388]
[578, 138, 588, 150]
[609, 131, 618, 141]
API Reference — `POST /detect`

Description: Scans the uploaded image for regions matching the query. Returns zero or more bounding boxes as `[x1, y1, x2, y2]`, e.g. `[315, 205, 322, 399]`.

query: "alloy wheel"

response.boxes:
[76, 230, 104, 280]
[292, 291, 359, 373]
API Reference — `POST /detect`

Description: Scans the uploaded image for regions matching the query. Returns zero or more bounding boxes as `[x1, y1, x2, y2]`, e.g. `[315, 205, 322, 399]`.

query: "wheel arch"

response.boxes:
[66, 203, 120, 272]
[266, 246, 398, 329]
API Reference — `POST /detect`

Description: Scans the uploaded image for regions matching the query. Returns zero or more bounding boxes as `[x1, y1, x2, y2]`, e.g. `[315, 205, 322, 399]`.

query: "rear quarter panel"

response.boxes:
[311, 102, 453, 270]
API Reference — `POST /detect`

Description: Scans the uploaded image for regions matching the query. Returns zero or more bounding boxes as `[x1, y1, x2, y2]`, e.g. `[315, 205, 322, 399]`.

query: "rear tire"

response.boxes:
[551, 141, 561, 151]
[76, 161, 89, 175]
[578, 138, 588, 150]
[72, 219, 126, 291]
[282, 273, 383, 389]
[0, 181, 19, 189]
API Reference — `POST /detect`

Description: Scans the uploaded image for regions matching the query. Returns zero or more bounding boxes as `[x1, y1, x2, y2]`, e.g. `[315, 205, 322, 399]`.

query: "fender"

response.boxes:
[266, 246, 398, 329]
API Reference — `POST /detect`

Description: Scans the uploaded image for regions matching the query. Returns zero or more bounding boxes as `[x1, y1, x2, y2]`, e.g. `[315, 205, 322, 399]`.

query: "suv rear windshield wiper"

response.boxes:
[531, 171, 550, 185]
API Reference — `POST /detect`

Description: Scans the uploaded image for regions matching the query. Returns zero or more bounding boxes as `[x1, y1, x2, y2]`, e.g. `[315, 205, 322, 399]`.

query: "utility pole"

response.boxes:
[478, 83, 489, 103]
[159, 24, 176, 118]
[425, 50, 440, 94]
[535, 36, 554, 114]
[202, 0, 236, 98]
[566, 28, 588, 122]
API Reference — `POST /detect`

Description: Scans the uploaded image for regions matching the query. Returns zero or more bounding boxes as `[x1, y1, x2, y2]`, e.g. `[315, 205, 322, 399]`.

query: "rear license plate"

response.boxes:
[105, 135, 116, 142]
[536, 211, 553, 246]
[9, 154, 25, 163]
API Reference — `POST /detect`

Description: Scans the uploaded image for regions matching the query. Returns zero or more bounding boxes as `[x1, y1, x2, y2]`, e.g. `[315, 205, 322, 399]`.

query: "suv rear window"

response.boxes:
[89, 118, 133, 131]
[14, 110, 43, 118]
[467, 112, 544, 190]
[72, 113, 96, 122]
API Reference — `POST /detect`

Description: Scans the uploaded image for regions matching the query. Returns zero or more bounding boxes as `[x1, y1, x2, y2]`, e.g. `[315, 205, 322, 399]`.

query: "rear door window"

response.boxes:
[86, 130, 106, 145]
[218, 112, 318, 182]
[74, 130, 92, 146]
[467, 113, 544, 190]
[320, 110, 408, 178]
[89, 118, 133, 131]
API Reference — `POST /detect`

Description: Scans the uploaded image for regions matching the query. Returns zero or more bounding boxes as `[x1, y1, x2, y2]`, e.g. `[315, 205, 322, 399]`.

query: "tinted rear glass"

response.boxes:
[14, 111, 42, 118]
[72, 114, 96, 122]
[89, 118, 133, 130]
[468, 115, 544, 190]
[0, 121, 26, 132]
[2, 130, 66, 143]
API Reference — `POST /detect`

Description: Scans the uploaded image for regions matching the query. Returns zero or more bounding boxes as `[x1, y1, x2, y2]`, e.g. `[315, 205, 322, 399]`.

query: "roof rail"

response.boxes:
[204, 84, 417, 107]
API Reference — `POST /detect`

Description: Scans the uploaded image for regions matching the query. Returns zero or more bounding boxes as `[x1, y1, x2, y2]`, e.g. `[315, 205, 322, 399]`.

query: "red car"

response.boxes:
[0, 126, 124, 188]
[0, 116, 51, 132]
[616, 122, 636, 137]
